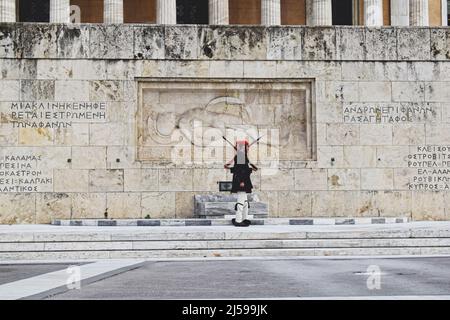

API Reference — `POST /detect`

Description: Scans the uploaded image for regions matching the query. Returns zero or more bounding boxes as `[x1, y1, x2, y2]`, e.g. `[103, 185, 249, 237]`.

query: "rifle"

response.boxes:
[222, 136, 237, 150]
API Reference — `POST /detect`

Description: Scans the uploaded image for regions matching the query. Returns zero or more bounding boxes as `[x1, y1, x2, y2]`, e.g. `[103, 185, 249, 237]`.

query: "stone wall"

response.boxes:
[1, 23, 450, 223]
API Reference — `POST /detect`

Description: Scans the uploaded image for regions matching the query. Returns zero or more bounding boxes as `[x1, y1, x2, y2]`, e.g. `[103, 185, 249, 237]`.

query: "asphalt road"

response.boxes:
[0, 263, 81, 286]
[34, 257, 450, 300]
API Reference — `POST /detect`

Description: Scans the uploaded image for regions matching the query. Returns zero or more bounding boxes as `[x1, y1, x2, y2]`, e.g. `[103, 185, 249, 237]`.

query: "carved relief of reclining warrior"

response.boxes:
[145, 95, 297, 150]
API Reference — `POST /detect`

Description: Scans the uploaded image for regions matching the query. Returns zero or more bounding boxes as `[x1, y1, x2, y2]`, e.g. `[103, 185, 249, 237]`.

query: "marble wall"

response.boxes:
[1, 23, 450, 223]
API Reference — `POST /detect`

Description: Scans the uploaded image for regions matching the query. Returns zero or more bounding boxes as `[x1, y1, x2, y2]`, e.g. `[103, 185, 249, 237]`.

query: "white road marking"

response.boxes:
[0, 259, 145, 300]
[205, 296, 450, 300]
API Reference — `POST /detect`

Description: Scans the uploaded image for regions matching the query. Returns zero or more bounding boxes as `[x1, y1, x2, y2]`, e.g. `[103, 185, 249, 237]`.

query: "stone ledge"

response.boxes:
[51, 217, 409, 227]
[1, 23, 449, 61]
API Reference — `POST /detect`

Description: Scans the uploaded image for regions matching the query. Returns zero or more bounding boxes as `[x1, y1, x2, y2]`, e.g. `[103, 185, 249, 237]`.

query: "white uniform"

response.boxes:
[235, 192, 249, 223]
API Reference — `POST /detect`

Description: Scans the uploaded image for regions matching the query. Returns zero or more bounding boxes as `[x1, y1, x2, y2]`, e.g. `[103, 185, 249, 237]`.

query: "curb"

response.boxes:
[52, 217, 409, 227]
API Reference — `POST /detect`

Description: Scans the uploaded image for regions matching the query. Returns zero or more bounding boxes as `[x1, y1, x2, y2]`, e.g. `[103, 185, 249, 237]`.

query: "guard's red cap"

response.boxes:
[236, 140, 249, 146]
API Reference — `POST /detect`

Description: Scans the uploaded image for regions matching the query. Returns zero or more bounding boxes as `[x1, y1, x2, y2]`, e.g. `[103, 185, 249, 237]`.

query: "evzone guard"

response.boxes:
[223, 135, 261, 227]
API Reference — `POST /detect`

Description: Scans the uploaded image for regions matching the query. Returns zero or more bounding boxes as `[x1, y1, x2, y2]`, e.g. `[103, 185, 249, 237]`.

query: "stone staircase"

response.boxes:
[1, 223, 450, 261]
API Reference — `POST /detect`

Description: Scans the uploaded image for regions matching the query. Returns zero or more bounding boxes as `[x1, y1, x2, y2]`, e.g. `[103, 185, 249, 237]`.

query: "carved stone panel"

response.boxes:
[137, 80, 315, 164]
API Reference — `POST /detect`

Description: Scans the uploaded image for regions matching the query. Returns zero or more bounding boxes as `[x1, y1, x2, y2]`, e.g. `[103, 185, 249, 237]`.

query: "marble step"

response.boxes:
[2, 246, 450, 261]
[51, 217, 409, 227]
[2, 238, 450, 252]
[195, 202, 269, 218]
[223, 215, 256, 219]
[5, 226, 450, 244]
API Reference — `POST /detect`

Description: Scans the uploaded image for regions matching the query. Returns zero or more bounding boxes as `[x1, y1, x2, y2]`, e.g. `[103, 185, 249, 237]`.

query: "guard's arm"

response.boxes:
[224, 157, 234, 169]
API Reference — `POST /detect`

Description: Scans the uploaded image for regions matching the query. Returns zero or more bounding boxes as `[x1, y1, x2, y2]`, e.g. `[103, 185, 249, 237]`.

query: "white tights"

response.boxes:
[235, 192, 249, 223]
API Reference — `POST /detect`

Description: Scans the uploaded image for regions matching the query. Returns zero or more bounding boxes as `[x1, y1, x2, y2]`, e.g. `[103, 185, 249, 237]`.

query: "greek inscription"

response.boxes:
[407, 146, 450, 191]
[343, 104, 436, 124]
[2, 102, 107, 129]
[0, 153, 52, 193]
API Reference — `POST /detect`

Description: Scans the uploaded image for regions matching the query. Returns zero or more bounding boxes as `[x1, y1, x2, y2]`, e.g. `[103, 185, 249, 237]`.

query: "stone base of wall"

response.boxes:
[51, 217, 409, 227]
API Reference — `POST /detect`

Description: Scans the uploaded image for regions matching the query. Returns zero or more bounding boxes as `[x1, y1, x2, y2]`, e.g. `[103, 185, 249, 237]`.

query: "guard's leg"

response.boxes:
[234, 192, 247, 223]
[242, 194, 249, 221]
